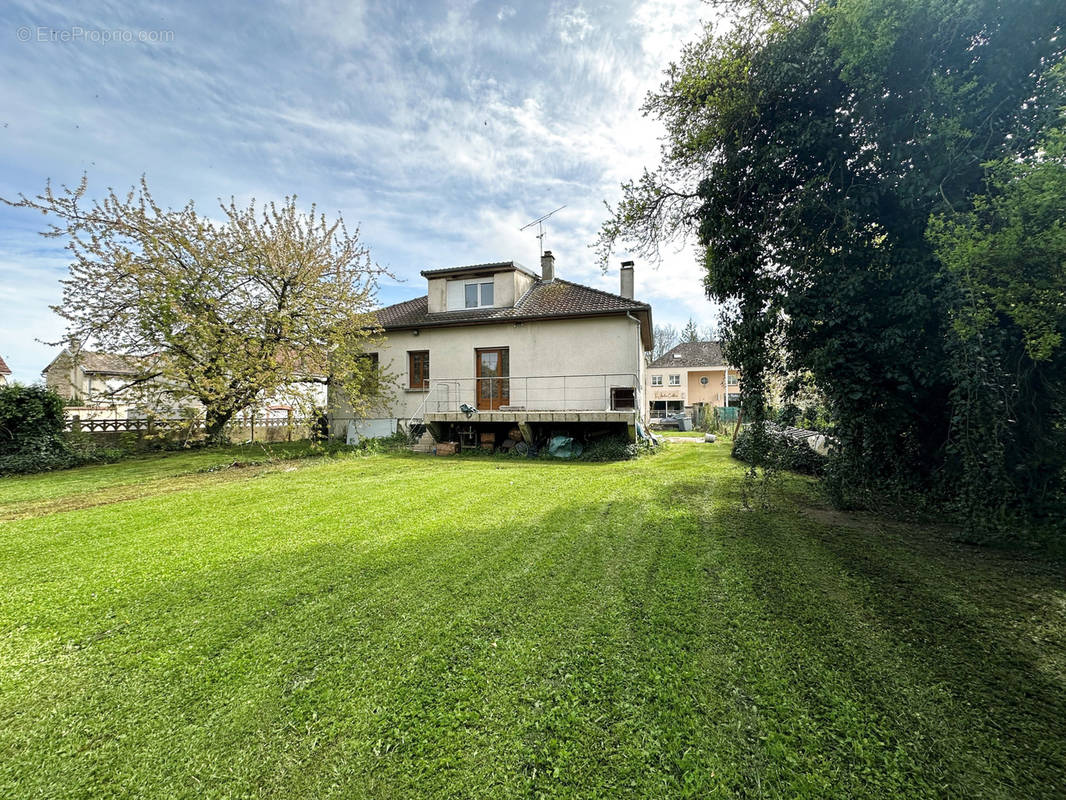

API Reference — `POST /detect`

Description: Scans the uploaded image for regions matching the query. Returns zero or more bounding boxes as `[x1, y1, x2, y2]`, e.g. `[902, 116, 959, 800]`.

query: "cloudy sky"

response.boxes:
[0, 0, 721, 383]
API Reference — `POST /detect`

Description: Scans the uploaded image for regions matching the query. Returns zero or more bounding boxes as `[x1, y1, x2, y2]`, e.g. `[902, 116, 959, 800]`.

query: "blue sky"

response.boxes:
[0, 0, 721, 383]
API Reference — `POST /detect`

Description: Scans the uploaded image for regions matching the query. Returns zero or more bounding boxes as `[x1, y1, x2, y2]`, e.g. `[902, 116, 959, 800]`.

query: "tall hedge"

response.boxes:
[0, 384, 72, 473]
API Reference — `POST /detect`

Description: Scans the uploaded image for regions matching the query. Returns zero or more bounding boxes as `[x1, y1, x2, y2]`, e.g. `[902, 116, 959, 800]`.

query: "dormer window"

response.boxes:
[447, 277, 496, 311]
[465, 281, 494, 308]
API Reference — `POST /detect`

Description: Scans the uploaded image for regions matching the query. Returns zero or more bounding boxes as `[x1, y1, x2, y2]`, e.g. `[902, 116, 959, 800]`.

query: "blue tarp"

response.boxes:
[547, 435, 584, 458]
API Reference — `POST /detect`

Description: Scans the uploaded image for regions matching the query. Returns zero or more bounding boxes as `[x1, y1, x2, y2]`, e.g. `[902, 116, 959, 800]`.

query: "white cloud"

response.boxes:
[0, 0, 724, 382]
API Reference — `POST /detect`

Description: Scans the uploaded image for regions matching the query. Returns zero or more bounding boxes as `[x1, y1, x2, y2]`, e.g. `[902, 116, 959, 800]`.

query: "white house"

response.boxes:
[331, 252, 654, 446]
[0, 354, 11, 386]
[646, 341, 739, 419]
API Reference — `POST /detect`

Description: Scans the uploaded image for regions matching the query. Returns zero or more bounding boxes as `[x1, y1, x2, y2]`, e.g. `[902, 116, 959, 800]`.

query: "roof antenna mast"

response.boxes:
[520, 205, 566, 257]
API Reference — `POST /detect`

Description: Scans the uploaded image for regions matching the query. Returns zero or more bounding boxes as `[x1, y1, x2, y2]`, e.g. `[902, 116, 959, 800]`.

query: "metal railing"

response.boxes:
[419, 373, 641, 414]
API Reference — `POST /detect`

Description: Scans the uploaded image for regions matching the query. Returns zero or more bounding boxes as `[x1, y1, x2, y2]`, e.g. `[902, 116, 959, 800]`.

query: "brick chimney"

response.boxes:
[620, 260, 634, 299]
[541, 250, 555, 281]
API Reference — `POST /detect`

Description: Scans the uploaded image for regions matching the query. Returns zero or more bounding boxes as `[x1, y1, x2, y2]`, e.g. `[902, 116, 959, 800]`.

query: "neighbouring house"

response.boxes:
[330, 252, 653, 446]
[42, 348, 326, 421]
[0, 354, 11, 386]
[645, 341, 739, 419]
[42, 349, 142, 419]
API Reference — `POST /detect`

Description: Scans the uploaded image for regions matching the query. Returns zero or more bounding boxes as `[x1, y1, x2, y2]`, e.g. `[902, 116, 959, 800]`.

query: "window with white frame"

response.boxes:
[448, 278, 495, 310]
[726, 373, 739, 386]
[651, 375, 663, 386]
[668, 374, 681, 386]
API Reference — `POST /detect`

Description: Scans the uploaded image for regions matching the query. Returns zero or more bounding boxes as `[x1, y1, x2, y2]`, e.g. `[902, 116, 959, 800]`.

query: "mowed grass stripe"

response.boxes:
[1, 444, 1064, 799]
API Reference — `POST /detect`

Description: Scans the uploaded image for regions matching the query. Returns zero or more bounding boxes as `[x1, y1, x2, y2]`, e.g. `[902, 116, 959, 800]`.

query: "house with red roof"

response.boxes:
[0, 354, 11, 386]
[330, 252, 654, 447]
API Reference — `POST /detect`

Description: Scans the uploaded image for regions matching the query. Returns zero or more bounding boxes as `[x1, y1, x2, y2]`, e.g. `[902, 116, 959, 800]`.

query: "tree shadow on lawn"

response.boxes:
[7, 465, 1066, 799]
[683, 473, 1066, 799]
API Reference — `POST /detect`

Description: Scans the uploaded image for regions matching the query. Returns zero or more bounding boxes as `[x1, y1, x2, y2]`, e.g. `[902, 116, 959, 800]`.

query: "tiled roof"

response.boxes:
[0, 354, 10, 375]
[375, 278, 650, 329]
[76, 351, 140, 374]
[42, 349, 140, 375]
[420, 260, 540, 280]
[649, 341, 726, 369]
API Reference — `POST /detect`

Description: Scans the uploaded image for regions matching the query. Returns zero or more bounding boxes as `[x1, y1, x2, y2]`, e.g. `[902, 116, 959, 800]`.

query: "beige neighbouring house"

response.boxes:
[41, 349, 326, 422]
[330, 252, 654, 446]
[646, 341, 739, 419]
[0, 354, 11, 386]
[41, 349, 142, 419]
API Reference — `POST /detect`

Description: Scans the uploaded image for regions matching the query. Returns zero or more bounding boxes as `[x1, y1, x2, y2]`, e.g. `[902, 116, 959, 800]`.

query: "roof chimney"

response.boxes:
[620, 260, 634, 299]
[541, 250, 555, 281]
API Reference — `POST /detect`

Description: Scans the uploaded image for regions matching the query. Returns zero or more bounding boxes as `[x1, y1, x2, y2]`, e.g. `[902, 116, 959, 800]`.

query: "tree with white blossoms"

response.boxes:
[4, 177, 386, 442]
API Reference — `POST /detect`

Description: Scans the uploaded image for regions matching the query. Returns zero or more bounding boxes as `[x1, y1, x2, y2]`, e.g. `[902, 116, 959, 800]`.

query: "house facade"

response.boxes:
[645, 341, 739, 419]
[330, 252, 654, 445]
[42, 349, 326, 421]
[0, 354, 11, 386]
[42, 350, 143, 419]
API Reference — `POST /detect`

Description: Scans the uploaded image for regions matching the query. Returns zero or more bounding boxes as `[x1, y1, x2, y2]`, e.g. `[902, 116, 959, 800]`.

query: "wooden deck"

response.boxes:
[424, 410, 636, 424]
[424, 409, 639, 442]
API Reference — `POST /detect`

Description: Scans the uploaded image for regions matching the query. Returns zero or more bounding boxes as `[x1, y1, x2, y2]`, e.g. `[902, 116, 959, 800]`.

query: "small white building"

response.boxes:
[0, 354, 11, 386]
[330, 252, 654, 445]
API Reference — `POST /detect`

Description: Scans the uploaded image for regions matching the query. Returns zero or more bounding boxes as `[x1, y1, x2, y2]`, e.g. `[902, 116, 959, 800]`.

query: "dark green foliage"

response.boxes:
[603, 0, 1066, 538]
[579, 435, 644, 462]
[0, 385, 74, 474]
[733, 422, 828, 475]
[0, 384, 66, 453]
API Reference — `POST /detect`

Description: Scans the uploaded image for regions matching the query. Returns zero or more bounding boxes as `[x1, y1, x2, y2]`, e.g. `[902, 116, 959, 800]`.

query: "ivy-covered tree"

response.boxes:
[4, 178, 387, 442]
[598, 0, 1066, 533]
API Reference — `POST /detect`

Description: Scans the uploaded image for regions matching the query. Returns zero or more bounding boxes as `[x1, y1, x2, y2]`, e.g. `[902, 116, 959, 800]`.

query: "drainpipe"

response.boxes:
[626, 311, 644, 424]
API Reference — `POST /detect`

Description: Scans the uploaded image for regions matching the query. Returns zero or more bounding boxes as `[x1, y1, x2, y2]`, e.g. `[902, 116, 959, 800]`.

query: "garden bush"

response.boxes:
[0, 385, 74, 474]
[0, 385, 133, 475]
[733, 423, 827, 476]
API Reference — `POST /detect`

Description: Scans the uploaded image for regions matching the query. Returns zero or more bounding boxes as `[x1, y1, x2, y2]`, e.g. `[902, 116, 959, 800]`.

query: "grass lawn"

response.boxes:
[1, 443, 1064, 798]
[0, 442, 320, 520]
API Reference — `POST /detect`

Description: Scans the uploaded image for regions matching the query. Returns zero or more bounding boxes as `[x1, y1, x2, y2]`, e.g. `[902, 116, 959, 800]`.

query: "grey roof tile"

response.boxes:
[649, 341, 726, 368]
[375, 278, 649, 330]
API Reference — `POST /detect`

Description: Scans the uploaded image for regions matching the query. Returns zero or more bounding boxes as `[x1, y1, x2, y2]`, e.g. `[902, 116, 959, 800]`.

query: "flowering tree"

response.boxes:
[5, 177, 386, 441]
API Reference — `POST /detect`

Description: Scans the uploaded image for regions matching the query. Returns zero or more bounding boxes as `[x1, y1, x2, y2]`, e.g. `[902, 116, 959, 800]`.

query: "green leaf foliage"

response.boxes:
[602, 0, 1066, 536]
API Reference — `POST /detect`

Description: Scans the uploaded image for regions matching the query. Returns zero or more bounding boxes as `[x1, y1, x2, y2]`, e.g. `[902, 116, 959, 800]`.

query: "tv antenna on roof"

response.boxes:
[520, 205, 566, 256]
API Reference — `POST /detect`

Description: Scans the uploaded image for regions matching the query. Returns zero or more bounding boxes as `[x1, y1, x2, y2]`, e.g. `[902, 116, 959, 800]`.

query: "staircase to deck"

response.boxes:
[410, 429, 436, 453]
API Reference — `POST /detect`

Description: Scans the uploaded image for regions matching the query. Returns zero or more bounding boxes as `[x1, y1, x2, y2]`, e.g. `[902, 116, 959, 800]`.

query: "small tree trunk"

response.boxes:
[204, 408, 234, 445]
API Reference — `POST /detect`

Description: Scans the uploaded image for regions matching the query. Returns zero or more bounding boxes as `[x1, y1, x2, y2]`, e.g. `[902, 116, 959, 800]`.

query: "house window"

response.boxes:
[408, 350, 429, 389]
[447, 278, 497, 310]
[651, 375, 663, 386]
[464, 281, 495, 309]
[668, 374, 681, 386]
[726, 373, 739, 386]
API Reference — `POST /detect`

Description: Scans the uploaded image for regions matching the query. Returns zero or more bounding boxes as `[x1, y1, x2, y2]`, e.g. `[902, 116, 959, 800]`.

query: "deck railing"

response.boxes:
[420, 373, 640, 414]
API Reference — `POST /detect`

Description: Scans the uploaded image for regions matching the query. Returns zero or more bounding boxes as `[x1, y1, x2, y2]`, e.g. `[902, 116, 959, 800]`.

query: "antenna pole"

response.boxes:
[520, 205, 567, 257]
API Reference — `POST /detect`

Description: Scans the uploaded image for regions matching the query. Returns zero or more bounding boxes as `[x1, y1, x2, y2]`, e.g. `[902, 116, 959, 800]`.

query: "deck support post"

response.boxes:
[518, 421, 534, 445]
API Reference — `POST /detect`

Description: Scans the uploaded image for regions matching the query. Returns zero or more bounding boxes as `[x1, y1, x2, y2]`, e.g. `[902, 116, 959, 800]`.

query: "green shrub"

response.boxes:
[733, 423, 827, 475]
[580, 436, 648, 462]
[0, 385, 74, 474]
[0, 385, 137, 475]
[0, 385, 66, 454]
